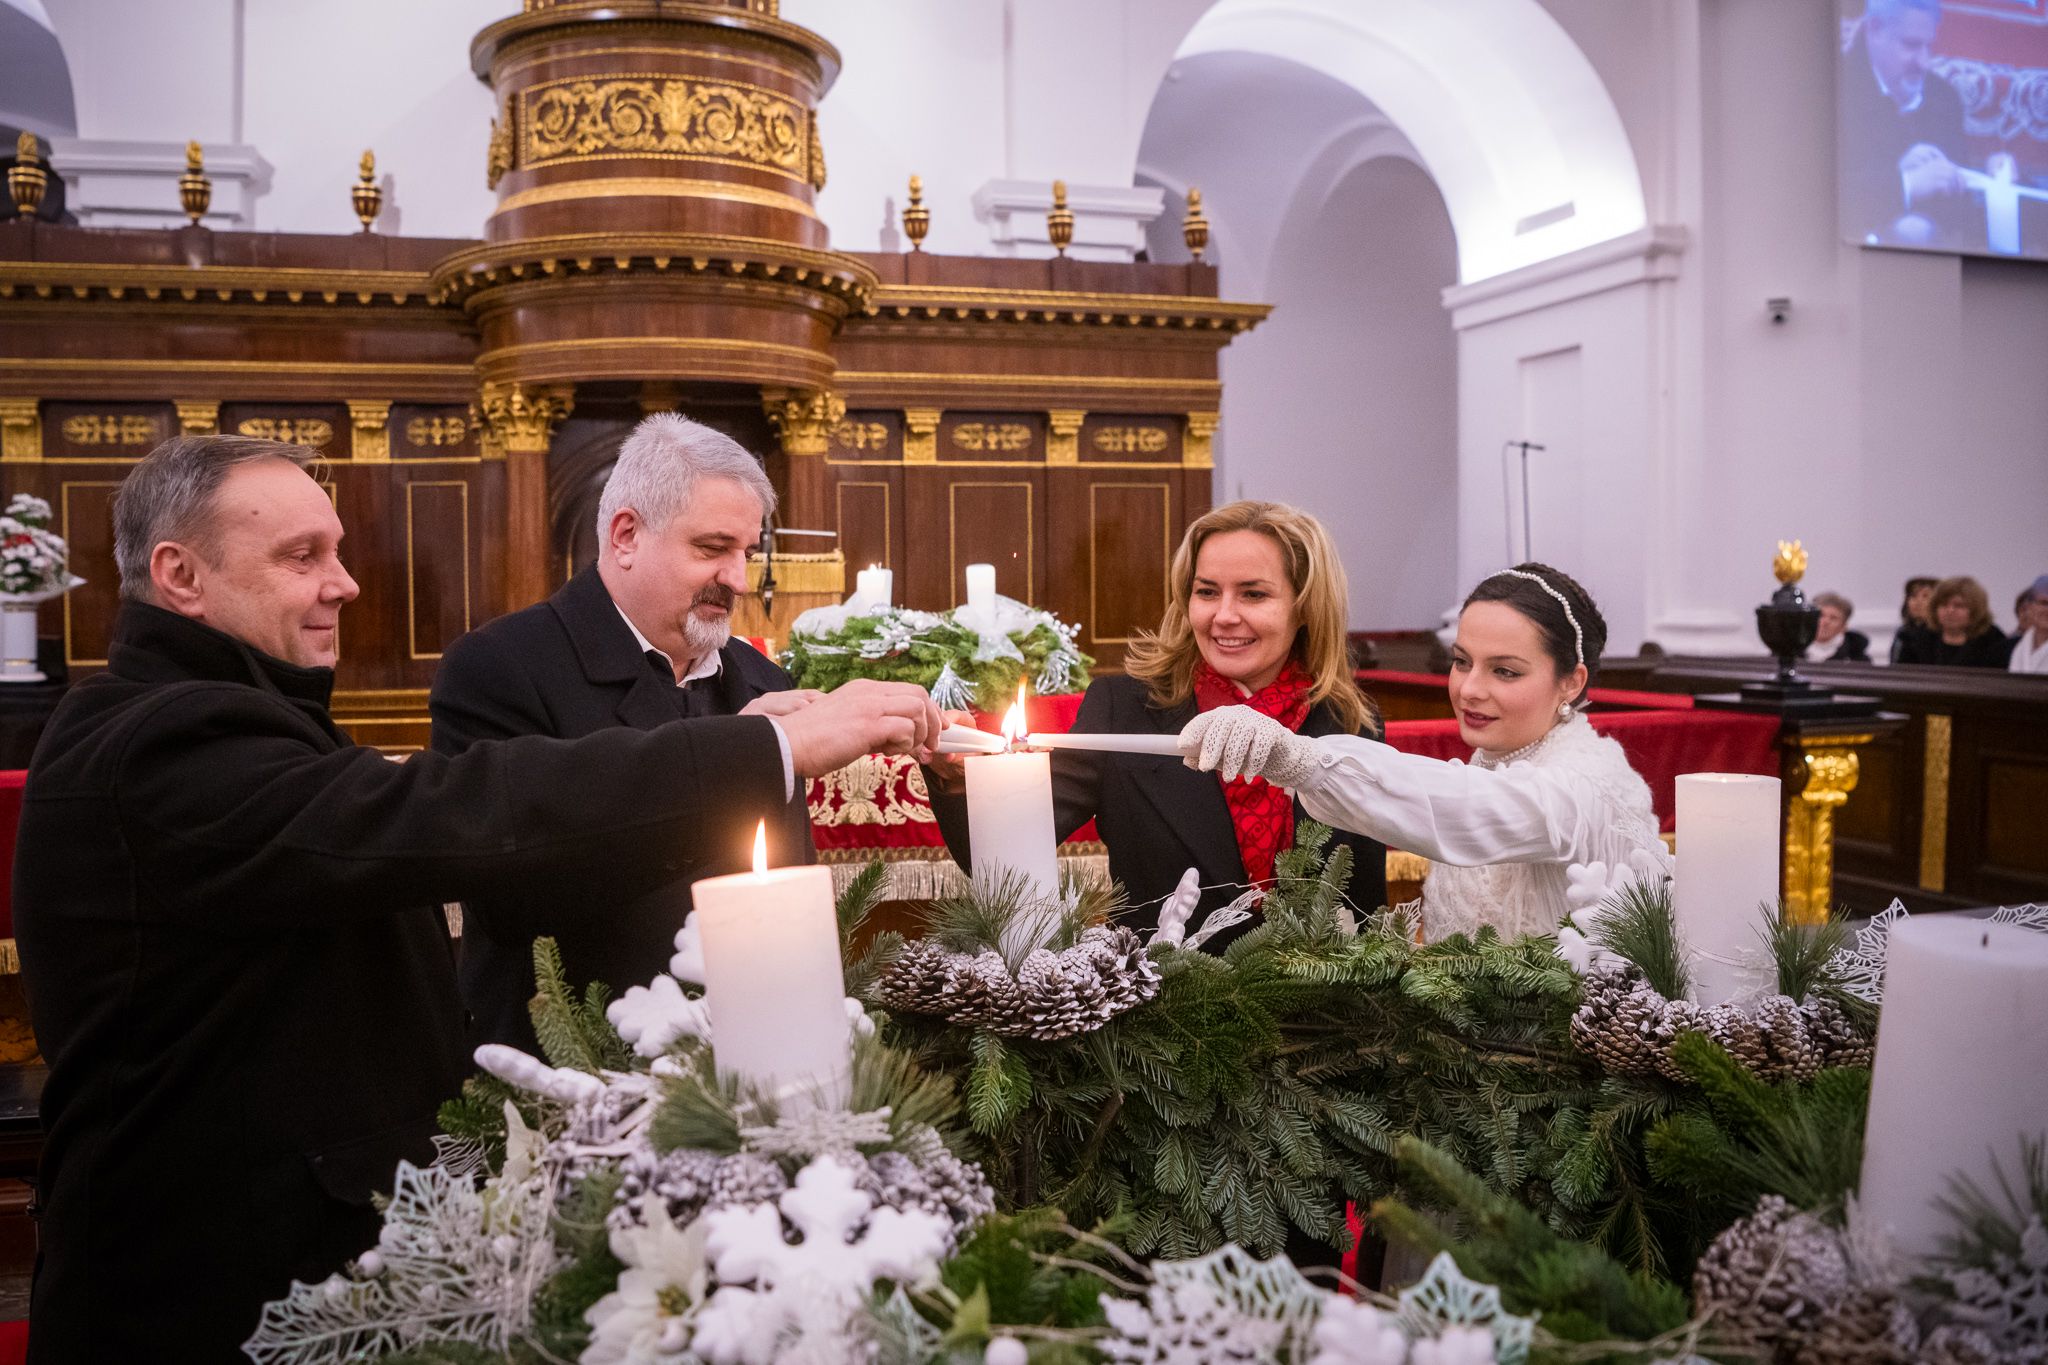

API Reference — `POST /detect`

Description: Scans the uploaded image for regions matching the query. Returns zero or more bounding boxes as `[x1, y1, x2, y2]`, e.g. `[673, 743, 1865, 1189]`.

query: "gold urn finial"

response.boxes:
[179, 140, 212, 225]
[1047, 179, 1074, 257]
[902, 173, 929, 251]
[1773, 539, 1809, 586]
[1182, 186, 1209, 262]
[8, 131, 48, 221]
[352, 149, 383, 231]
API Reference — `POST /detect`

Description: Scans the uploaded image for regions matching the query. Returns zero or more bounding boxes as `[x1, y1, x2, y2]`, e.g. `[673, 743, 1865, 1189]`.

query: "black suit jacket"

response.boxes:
[15, 603, 786, 1362]
[926, 673, 1388, 947]
[1839, 29, 1975, 248]
[431, 565, 816, 1050]
[1827, 630, 1872, 663]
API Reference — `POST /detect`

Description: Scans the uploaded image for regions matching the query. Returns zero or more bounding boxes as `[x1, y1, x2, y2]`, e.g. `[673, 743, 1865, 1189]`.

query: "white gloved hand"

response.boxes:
[1179, 705, 1321, 788]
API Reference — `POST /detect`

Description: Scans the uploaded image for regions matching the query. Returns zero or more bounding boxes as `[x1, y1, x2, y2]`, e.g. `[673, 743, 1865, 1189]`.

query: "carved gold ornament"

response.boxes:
[1092, 426, 1169, 455]
[477, 382, 574, 455]
[807, 754, 938, 829]
[951, 422, 1031, 454]
[59, 414, 161, 448]
[1773, 539, 1808, 586]
[406, 416, 470, 448]
[0, 400, 40, 463]
[1182, 412, 1219, 469]
[352, 150, 382, 232]
[179, 141, 211, 225]
[830, 420, 889, 453]
[9, 131, 48, 220]
[1782, 737, 1869, 924]
[806, 110, 826, 191]
[487, 97, 515, 190]
[902, 174, 929, 251]
[523, 76, 809, 182]
[237, 417, 335, 448]
[1182, 187, 1209, 262]
[1047, 179, 1074, 257]
[347, 401, 391, 463]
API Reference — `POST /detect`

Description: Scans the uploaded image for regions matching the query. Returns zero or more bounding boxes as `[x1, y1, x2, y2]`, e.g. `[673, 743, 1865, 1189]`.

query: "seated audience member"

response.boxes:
[13, 435, 941, 1361]
[1894, 575, 2013, 668]
[2011, 575, 2048, 675]
[431, 413, 821, 1051]
[1807, 592, 1871, 662]
[1889, 575, 1939, 662]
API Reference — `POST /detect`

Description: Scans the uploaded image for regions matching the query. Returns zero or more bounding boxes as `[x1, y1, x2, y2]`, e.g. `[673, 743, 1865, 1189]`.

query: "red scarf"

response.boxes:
[1192, 658, 1314, 890]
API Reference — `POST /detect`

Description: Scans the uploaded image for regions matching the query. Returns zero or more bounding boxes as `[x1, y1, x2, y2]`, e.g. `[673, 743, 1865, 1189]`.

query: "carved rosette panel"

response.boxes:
[522, 75, 810, 182]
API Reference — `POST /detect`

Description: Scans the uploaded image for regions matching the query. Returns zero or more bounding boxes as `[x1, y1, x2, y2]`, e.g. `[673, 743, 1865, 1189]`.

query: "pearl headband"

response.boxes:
[1490, 569, 1584, 669]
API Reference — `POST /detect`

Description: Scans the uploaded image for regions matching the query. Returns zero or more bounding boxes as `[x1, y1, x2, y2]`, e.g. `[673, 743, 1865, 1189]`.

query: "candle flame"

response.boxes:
[752, 820, 768, 875]
[1000, 682, 1028, 747]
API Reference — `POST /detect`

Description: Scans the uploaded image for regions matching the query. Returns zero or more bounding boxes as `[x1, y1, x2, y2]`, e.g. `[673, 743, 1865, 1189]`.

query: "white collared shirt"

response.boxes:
[615, 605, 794, 801]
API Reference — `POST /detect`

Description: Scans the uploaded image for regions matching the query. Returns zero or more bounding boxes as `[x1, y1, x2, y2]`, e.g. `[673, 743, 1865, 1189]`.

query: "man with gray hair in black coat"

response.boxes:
[431, 413, 832, 1051]
[13, 434, 939, 1361]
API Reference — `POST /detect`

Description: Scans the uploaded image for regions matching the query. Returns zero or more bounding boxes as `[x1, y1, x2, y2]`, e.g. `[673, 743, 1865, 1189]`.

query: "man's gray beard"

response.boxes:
[683, 610, 732, 658]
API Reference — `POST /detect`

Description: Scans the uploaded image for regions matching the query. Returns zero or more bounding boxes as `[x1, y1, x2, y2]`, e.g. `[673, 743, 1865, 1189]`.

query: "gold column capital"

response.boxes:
[347, 400, 392, 463]
[902, 406, 941, 464]
[175, 400, 219, 436]
[1047, 409, 1086, 466]
[0, 399, 41, 463]
[1183, 410, 1219, 469]
[763, 388, 845, 457]
[477, 381, 573, 456]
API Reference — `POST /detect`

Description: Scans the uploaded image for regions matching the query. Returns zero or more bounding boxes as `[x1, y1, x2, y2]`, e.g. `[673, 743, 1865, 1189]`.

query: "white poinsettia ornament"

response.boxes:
[580, 1204, 710, 1365]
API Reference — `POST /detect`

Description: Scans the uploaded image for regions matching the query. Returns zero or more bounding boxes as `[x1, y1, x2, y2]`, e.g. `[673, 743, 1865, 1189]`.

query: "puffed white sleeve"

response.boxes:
[1288, 734, 1584, 867]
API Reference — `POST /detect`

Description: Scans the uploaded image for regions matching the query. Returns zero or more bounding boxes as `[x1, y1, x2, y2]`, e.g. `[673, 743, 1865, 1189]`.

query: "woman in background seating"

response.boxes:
[1895, 575, 2013, 668]
[2010, 576, 2048, 676]
[1889, 575, 1938, 662]
[1808, 591, 1870, 662]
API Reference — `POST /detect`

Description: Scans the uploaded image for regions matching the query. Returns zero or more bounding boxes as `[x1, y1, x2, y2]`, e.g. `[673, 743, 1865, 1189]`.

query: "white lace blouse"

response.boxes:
[1290, 711, 1670, 943]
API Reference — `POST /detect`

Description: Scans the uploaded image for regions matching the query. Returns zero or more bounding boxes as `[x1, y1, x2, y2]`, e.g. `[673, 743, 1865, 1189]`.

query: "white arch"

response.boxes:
[1170, 0, 1646, 283]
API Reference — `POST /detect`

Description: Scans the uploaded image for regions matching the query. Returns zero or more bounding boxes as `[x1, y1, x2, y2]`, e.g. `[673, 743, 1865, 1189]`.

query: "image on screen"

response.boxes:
[1838, 0, 2048, 260]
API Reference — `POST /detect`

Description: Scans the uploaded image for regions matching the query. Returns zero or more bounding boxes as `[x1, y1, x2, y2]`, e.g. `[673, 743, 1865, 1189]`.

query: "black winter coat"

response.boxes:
[926, 673, 1388, 947]
[14, 603, 786, 1362]
[429, 565, 817, 1051]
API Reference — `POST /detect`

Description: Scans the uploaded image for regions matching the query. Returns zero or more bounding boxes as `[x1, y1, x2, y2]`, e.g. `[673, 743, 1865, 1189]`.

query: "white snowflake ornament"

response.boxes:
[692, 1155, 952, 1365]
[1825, 901, 1910, 1004]
[1308, 1294, 1410, 1364]
[1409, 1326, 1494, 1365]
[1100, 1243, 1323, 1364]
[1397, 1255, 1531, 1365]
[671, 916, 706, 986]
[608, 974, 713, 1058]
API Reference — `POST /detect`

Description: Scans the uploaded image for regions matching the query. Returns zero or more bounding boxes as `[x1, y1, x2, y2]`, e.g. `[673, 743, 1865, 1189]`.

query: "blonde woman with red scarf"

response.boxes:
[926, 501, 1387, 949]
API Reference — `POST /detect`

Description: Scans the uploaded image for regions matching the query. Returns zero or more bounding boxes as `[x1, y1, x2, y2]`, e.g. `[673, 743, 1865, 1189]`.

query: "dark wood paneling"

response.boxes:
[902, 472, 1042, 612]
[1082, 479, 1174, 665]
[1983, 754, 2048, 876]
[405, 481, 474, 659]
[833, 478, 897, 580]
[56, 479, 121, 667]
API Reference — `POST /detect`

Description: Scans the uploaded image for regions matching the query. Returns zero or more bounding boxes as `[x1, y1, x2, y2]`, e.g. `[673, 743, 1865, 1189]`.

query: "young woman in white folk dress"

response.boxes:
[1181, 563, 1671, 943]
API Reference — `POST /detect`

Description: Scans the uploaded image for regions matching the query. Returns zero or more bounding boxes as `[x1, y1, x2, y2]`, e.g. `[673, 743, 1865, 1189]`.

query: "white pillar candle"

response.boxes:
[854, 564, 892, 610]
[965, 562, 997, 623]
[965, 688, 1061, 957]
[1859, 917, 2048, 1266]
[691, 822, 852, 1107]
[1674, 773, 1781, 1004]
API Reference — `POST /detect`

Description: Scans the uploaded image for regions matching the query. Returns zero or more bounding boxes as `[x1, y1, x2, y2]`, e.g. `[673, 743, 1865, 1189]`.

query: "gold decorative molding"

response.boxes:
[0, 399, 40, 462]
[1092, 424, 1170, 456]
[806, 109, 826, 192]
[1046, 409, 1086, 466]
[468, 402, 506, 462]
[763, 388, 845, 456]
[1183, 411, 1219, 469]
[831, 419, 889, 453]
[348, 401, 392, 462]
[0, 261, 433, 309]
[862, 283, 1270, 333]
[902, 407, 940, 464]
[952, 422, 1031, 454]
[236, 417, 335, 448]
[486, 174, 819, 222]
[425, 231, 873, 308]
[1782, 734, 1872, 924]
[476, 382, 573, 455]
[1919, 713, 1952, 892]
[522, 75, 811, 182]
[744, 550, 842, 596]
[175, 400, 219, 436]
[406, 415, 471, 448]
[58, 413, 161, 449]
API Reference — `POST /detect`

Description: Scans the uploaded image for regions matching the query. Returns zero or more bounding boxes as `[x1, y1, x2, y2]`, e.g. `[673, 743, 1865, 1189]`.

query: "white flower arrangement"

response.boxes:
[0, 493, 77, 598]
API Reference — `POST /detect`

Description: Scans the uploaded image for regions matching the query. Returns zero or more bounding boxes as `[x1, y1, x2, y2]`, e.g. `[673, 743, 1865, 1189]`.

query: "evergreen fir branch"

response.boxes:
[1930, 1133, 2048, 1274]
[647, 1054, 756, 1156]
[966, 1030, 1034, 1134]
[836, 858, 890, 952]
[1588, 879, 1692, 1001]
[436, 1074, 529, 1173]
[848, 1030, 967, 1150]
[526, 937, 629, 1074]
[1758, 901, 1854, 1002]
[844, 928, 905, 1003]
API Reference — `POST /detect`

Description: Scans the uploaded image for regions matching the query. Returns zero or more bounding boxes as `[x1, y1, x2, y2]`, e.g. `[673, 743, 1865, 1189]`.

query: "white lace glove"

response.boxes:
[1179, 705, 1322, 788]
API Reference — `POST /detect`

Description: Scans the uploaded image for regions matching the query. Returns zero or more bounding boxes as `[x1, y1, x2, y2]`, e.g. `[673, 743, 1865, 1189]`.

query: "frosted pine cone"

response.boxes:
[1798, 1287, 1920, 1365]
[1693, 1195, 1851, 1357]
[873, 938, 954, 1015]
[1702, 1003, 1773, 1077]
[1802, 995, 1873, 1070]
[609, 1146, 723, 1232]
[708, 1150, 789, 1209]
[1754, 994, 1823, 1084]
[1570, 968, 1666, 1076]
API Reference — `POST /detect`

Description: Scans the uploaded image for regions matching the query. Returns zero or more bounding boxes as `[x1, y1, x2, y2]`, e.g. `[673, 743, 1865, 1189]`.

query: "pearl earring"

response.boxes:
[1559, 701, 1573, 719]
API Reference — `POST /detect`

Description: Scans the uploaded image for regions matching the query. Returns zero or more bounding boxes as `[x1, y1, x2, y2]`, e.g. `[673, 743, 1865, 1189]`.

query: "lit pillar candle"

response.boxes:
[854, 564, 892, 610]
[965, 685, 1061, 957]
[964, 562, 997, 624]
[691, 821, 851, 1106]
[1859, 917, 2048, 1265]
[1675, 773, 1780, 1004]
